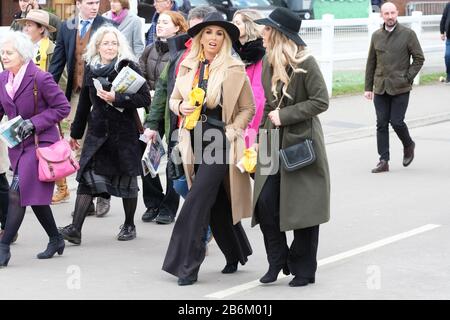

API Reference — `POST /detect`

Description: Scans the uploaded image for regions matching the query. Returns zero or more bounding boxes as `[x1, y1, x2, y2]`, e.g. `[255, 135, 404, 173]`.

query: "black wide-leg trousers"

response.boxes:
[162, 122, 252, 280]
[256, 172, 319, 279]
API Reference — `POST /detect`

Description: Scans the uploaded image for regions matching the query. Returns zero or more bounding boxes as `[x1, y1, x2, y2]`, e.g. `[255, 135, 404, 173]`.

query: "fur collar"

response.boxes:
[234, 38, 265, 66]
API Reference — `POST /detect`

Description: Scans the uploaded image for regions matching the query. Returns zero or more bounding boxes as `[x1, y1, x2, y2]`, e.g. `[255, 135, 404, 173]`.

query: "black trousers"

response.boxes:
[256, 172, 319, 279]
[374, 92, 414, 161]
[162, 122, 252, 279]
[0, 173, 9, 230]
[141, 126, 179, 216]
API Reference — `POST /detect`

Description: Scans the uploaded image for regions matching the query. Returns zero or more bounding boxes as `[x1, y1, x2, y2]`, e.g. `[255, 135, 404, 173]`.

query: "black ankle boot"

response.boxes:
[259, 265, 285, 284]
[37, 235, 65, 259]
[0, 243, 11, 267]
[221, 261, 238, 274]
[177, 276, 198, 286]
[288, 276, 315, 287]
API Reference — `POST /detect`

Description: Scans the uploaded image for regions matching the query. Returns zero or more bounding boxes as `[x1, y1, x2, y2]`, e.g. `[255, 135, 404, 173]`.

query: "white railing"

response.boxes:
[0, 11, 443, 97]
[302, 12, 443, 96]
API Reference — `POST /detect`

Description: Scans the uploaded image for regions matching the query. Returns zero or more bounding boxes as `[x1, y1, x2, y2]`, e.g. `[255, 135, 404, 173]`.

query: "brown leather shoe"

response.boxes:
[371, 160, 389, 173]
[403, 141, 415, 167]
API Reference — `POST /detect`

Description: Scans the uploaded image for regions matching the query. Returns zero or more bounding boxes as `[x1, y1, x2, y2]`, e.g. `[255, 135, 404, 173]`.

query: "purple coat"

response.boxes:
[0, 62, 70, 206]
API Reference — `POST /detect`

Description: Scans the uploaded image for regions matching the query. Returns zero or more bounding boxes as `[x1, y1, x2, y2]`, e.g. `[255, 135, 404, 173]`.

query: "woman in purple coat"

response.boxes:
[0, 31, 70, 267]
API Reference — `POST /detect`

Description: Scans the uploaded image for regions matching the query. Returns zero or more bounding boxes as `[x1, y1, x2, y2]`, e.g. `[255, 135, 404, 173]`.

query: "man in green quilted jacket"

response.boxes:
[364, 2, 424, 173]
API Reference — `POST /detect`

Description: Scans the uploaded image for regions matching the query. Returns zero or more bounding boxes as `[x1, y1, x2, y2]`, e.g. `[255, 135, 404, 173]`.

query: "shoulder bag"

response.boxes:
[276, 71, 316, 172]
[33, 73, 80, 182]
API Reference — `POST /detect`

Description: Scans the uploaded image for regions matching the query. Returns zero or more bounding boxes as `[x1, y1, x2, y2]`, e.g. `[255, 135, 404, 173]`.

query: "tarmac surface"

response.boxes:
[0, 83, 449, 300]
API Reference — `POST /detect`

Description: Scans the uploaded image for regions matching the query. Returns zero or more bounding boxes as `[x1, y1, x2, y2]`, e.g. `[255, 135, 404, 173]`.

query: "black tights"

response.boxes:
[0, 190, 59, 245]
[0, 173, 9, 230]
[123, 197, 137, 227]
[72, 194, 137, 231]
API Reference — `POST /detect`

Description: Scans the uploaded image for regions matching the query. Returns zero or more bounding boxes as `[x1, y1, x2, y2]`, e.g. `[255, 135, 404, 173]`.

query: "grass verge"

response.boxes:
[332, 71, 446, 97]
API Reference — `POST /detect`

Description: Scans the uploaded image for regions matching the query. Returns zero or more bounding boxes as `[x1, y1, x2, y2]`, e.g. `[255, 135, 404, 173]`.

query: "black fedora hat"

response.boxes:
[255, 7, 306, 46]
[187, 12, 240, 43]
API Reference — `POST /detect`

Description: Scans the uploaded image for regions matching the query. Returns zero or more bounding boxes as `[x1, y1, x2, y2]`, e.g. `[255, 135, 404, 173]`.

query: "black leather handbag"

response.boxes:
[279, 137, 316, 172]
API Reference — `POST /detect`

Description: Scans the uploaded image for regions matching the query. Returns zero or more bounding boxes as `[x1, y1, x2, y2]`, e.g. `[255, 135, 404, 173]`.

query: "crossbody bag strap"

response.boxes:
[33, 72, 64, 149]
[33, 72, 39, 148]
[275, 67, 313, 141]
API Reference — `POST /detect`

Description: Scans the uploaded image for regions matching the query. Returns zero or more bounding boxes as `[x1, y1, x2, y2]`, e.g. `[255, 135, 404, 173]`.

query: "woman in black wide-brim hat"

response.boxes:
[162, 12, 255, 286]
[251, 7, 331, 287]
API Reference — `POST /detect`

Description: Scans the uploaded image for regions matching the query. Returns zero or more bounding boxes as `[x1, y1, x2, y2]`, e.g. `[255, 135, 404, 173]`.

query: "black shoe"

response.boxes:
[117, 224, 136, 241]
[221, 261, 238, 274]
[288, 276, 315, 287]
[259, 264, 289, 284]
[58, 224, 81, 245]
[37, 235, 65, 259]
[141, 208, 159, 222]
[71, 201, 95, 217]
[177, 276, 198, 286]
[403, 141, 415, 167]
[0, 243, 11, 268]
[155, 210, 175, 225]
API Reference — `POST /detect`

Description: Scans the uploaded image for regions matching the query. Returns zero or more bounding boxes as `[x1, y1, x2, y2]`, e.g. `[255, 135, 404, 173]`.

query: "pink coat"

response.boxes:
[244, 59, 265, 148]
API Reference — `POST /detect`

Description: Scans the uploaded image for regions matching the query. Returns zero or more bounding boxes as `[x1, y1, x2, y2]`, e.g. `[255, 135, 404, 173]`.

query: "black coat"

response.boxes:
[71, 60, 151, 179]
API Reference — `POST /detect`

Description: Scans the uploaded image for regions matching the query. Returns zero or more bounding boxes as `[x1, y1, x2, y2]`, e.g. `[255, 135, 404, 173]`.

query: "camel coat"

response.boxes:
[169, 55, 255, 225]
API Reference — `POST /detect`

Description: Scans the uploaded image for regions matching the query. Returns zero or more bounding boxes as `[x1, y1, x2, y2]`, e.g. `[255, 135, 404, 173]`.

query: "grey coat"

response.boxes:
[252, 55, 331, 232]
[103, 11, 145, 58]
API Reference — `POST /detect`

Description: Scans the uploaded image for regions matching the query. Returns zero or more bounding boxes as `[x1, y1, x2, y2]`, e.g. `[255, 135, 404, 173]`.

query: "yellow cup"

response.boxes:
[184, 87, 206, 130]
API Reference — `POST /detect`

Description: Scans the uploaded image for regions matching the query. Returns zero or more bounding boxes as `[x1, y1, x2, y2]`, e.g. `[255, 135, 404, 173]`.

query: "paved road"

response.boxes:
[0, 85, 449, 300]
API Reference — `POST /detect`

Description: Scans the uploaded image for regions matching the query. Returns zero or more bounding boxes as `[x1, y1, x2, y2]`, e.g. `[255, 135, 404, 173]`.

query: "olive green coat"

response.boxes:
[252, 55, 331, 232]
[365, 23, 424, 96]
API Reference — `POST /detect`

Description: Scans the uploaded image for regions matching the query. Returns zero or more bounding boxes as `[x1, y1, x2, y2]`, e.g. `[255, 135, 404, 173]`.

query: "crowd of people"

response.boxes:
[0, 0, 436, 288]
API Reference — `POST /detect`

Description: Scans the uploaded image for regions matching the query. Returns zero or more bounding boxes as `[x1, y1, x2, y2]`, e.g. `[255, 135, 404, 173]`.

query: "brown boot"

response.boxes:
[371, 160, 389, 173]
[52, 178, 70, 204]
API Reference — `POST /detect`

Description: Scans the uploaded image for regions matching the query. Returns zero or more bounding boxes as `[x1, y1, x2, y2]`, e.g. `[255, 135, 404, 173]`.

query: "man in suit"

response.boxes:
[49, 0, 111, 215]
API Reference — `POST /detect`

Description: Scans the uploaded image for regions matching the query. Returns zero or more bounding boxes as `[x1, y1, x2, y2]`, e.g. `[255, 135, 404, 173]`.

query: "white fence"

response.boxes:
[301, 12, 443, 96]
[0, 11, 444, 96]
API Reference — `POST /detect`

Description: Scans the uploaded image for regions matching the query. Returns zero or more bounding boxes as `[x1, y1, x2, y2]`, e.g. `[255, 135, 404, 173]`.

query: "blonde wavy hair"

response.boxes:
[83, 25, 136, 67]
[265, 27, 310, 101]
[233, 9, 263, 43]
[185, 26, 242, 107]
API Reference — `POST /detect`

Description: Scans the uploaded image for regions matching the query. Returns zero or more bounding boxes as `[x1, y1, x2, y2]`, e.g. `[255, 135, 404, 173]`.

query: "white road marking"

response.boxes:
[205, 224, 441, 299]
